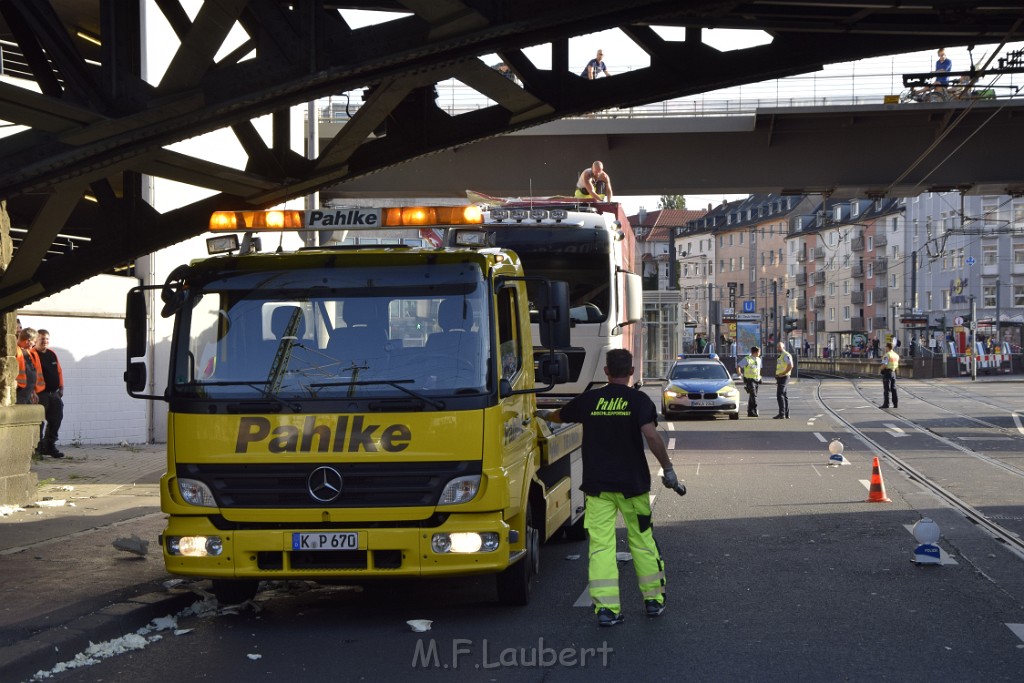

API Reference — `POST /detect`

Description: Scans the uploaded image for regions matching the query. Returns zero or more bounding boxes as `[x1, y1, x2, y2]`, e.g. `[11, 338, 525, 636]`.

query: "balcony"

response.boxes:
[796, 297, 807, 310]
[852, 263, 864, 277]
[814, 295, 826, 308]
[874, 234, 887, 248]
[873, 287, 888, 302]
[812, 271, 826, 285]
[796, 252, 807, 263]
[851, 317, 866, 330]
[815, 320, 826, 332]
[814, 247, 825, 259]
[851, 291, 864, 304]
[873, 316, 888, 329]
[873, 258, 888, 274]
[851, 237, 865, 252]
[796, 272, 807, 286]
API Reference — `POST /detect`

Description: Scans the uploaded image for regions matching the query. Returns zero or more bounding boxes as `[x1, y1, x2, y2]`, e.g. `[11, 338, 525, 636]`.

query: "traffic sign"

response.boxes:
[969, 320, 977, 330]
[742, 300, 756, 313]
[953, 316, 964, 326]
[965, 256, 976, 267]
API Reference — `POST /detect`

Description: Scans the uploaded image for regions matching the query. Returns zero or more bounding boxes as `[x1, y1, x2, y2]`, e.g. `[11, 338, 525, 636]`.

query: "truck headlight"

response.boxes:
[438, 475, 480, 505]
[178, 478, 218, 507]
[167, 535, 223, 557]
[431, 532, 500, 553]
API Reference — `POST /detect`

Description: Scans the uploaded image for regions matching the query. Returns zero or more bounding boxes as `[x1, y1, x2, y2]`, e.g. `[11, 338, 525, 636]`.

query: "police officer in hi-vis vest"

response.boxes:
[773, 341, 794, 419]
[879, 342, 900, 409]
[738, 346, 762, 417]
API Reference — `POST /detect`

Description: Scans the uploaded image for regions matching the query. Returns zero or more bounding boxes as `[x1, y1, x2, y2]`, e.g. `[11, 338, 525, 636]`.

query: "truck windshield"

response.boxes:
[172, 263, 489, 400]
[485, 227, 611, 323]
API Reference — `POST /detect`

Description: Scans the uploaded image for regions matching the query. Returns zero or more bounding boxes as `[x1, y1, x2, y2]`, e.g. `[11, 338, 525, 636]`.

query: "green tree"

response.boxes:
[658, 195, 686, 210]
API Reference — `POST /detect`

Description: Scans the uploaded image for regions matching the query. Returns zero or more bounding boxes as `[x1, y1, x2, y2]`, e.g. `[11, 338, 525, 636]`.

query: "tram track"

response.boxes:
[812, 377, 1024, 562]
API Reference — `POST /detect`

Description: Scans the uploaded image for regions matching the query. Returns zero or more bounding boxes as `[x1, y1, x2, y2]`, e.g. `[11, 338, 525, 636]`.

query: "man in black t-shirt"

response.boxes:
[540, 349, 676, 626]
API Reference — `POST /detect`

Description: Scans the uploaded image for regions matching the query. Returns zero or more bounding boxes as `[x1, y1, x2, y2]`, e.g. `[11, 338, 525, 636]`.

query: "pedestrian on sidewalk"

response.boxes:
[34, 329, 65, 458]
[537, 349, 675, 626]
[773, 341, 793, 419]
[738, 346, 762, 417]
[879, 342, 899, 409]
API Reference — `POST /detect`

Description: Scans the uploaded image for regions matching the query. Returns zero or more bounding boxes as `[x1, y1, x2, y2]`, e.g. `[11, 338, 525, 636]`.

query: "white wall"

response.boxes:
[19, 275, 147, 446]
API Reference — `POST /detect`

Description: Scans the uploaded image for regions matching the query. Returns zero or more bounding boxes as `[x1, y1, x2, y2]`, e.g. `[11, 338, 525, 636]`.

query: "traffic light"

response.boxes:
[783, 316, 799, 332]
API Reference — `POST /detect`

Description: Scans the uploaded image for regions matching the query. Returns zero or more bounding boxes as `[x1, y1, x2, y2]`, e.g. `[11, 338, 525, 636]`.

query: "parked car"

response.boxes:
[662, 358, 741, 420]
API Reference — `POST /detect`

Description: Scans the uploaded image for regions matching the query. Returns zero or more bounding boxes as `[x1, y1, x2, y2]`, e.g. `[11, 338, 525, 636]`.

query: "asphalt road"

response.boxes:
[19, 378, 1024, 682]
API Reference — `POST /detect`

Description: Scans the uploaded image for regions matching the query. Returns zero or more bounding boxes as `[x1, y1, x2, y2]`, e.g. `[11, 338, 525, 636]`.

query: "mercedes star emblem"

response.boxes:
[307, 466, 343, 502]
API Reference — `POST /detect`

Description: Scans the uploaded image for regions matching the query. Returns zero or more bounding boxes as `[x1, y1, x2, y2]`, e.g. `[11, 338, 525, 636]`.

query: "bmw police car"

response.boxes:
[662, 357, 741, 420]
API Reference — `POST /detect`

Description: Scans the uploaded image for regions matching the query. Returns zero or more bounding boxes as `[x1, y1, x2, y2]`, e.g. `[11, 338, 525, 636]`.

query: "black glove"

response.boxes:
[662, 468, 686, 496]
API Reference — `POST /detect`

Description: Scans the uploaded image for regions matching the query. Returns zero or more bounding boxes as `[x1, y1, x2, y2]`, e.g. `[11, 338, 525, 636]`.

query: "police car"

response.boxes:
[661, 357, 741, 420]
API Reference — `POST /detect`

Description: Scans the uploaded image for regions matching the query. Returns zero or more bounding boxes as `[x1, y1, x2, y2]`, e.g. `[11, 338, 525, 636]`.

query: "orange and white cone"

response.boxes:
[866, 456, 891, 503]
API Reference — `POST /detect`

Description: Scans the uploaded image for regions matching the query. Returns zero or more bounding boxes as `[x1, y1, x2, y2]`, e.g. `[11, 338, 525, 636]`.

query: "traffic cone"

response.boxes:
[866, 456, 891, 503]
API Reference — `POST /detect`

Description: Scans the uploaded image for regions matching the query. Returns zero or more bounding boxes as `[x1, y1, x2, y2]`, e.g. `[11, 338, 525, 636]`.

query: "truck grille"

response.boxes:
[179, 461, 481, 508]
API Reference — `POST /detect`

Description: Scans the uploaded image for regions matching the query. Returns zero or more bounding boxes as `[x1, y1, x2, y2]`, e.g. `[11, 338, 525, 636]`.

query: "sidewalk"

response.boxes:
[0, 444, 196, 682]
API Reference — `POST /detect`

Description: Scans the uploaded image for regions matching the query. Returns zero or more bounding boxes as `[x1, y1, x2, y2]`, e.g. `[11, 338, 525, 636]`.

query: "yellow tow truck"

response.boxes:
[125, 205, 584, 604]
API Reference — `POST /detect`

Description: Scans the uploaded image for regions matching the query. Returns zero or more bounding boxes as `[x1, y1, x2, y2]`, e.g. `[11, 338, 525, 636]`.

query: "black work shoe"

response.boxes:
[879, 404, 890, 409]
[772, 414, 785, 419]
[645, 600, 666, 617]
[597, 608, 624, 627]
[49, 449, 65, 458]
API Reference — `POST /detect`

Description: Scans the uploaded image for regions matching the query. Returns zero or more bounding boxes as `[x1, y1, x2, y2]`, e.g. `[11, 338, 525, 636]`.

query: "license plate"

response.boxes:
[292, 532, 359, 551]
[691, 400, 716, 407]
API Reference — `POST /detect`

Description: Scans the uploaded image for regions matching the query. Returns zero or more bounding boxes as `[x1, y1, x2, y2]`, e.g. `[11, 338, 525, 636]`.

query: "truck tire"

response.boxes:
[210, 579, 260, 605]
[496, 504, 537, 605]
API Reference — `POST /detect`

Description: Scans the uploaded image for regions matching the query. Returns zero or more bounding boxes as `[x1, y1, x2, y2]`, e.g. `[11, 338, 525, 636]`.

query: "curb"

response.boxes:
[0, 590, 196, 683]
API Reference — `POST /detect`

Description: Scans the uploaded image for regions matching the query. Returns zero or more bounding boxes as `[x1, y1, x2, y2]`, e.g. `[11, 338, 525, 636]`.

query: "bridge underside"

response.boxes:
[328, 101, 1024, 200]
[2, 1, 1024, 311]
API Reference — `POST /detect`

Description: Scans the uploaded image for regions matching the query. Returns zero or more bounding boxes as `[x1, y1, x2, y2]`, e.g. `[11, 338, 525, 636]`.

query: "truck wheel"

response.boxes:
[496, 504, 537, 605]
[210, 579, 260, 605]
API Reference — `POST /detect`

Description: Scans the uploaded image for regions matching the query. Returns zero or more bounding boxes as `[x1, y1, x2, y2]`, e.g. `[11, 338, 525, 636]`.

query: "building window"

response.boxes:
[983, 284, 996, 308]
[982, 244, 998, 266]
[842, 281, 849, 295]
[942, 289, 950, 309]
[739, 256, 744, 271]
[1015, 284, 1024, 307]
[829, 307, 835, 322]
[867, 290, 873, 306]
[891, 245, 899, 261]
[739, 232, 744, 245]
[843, 306, 850, 320]
[890, 274, 897, 288]
[867, 263, 874, 279]
[729, 257, 735, 272]
[891, 217, 899, 232]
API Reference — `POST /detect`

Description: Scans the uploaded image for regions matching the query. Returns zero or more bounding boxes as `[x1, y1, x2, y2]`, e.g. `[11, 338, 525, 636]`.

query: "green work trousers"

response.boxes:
[585, 491, 666, 614]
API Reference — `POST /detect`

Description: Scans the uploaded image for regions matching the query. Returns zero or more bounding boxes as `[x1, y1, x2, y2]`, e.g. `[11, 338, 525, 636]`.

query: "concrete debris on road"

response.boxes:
[112, 535, 150, 556]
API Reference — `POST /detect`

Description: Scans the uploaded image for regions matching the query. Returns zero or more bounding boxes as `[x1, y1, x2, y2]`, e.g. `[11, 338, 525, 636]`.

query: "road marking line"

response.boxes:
[573, 588, 591, 608]
[957, 436, 1013, 441]
[811, 464, 822, 477]
[884, 423, 909, 437]
[666, 422, 676, 431]
[1013, 412, 1024, 436]
[1007, 623, 1024, 643]
[667, 437, 676, 450]
[859, 479, 870, 491]
[813, 432, 827, 442]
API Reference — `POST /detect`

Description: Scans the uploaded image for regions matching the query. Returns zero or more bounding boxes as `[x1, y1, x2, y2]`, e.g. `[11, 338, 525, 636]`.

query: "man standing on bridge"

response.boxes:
[879, 342, 900, 409]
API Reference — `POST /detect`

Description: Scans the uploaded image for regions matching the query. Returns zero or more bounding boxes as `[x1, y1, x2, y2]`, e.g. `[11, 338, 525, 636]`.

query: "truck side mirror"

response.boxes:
[125, 362, 147, 394]
[536, 352, 569, 384]
[126, 289, 148, 359]
[536, 281, 570, 349]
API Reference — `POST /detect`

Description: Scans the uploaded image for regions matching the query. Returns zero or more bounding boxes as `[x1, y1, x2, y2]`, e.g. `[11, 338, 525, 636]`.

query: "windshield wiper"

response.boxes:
[310, 379, 446, 410]
[192, 380, 302, 412]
